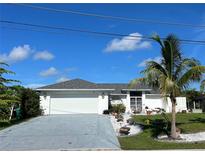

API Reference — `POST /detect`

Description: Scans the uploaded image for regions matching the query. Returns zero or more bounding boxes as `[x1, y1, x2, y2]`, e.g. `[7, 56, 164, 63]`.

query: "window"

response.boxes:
[130, 91, 142, 96]
[130, 97, 142, 112]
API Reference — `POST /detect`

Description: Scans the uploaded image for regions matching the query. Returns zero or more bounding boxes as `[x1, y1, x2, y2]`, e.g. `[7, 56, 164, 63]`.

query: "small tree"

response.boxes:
[0, 62, 20, 120]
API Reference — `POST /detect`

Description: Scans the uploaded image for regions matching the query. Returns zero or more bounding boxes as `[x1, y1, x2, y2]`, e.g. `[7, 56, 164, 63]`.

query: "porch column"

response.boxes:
[193, 101, 196, 110]
[142, 91, 146, 113]
[126, 92, 131, 113]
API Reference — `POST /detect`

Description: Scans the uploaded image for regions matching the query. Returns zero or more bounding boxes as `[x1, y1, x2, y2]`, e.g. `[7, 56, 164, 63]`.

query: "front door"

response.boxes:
[130, 97, 142, 113]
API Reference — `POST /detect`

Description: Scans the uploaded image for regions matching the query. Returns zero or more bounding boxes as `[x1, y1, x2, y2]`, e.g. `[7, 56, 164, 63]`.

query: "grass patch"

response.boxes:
[119, 113, 205, 150]
[119, 129, 205, 150]
[132, 113, 205, 133]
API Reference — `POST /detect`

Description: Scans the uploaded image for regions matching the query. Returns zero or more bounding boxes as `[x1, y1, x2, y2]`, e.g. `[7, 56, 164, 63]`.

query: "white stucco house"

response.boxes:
[36, 78, 187, 115]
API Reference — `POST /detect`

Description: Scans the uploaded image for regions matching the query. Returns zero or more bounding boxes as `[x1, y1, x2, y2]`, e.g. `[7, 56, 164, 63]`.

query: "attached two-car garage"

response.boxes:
[37, 79, 112, 115]
[50, 93, 99, 114]
[39, 90, 109, 115]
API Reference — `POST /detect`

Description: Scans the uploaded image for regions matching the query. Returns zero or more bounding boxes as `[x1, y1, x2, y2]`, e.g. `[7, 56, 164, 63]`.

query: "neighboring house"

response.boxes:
[36, 78, 187, 115]
[192, 96, 205, 113]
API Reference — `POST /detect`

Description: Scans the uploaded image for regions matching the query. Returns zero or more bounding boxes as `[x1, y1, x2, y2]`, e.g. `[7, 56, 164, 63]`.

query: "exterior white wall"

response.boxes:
[144, 95, 187, 113]
[166, 98, 172, 112]
[144, 95, 164, 111]
[40, 95, 50, 115]
[98, 94, 109, 114]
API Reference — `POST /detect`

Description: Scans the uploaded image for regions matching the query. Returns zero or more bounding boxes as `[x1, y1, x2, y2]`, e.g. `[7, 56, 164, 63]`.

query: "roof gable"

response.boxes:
[36, 78, 154, 92]
[37, 78, 98, 89]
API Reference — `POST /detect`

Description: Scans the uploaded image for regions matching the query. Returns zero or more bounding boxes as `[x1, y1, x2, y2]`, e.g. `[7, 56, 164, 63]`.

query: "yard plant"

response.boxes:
[0, 62, 41, 128]
[111, 104, 126, 114]
[0, 62, 20, 120]
[130, 34, 205, 139]
[119, 113, 205, 150]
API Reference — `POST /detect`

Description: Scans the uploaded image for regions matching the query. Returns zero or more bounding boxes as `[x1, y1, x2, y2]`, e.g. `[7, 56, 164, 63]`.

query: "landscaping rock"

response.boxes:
[127, 119, 135, 125]
[117, 118, 123, 122]
[157, 131, 205, 143]
[109, 113, 142, 136]
[119, 127, 130, 135]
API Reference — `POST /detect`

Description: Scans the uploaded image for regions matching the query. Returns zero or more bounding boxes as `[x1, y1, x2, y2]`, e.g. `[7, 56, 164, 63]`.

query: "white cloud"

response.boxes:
[104, 32, 151, 52]
[138, 56, 162, 67]
[33, 51, 54, 61]
[56, 76, 70, 83]
[40, 67, 58, 77]
[24, 83, 46, 89]
[0, 45, 32, 63]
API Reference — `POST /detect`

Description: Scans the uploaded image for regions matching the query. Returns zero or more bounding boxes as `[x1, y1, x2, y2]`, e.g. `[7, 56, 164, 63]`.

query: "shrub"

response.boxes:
[103, 110, 110, 114]
[0, 119, 11, 128]
[0, 108, 10, 120]
[111, 104, 126, 114]
[20, 88, 42, 118]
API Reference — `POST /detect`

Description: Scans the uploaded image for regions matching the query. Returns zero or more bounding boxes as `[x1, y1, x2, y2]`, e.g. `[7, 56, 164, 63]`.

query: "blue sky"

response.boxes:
[0, 3, 205, 89]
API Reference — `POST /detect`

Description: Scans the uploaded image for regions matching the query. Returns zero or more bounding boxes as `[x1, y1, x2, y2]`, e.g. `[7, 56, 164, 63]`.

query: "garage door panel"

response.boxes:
[50, 94, 98, 114]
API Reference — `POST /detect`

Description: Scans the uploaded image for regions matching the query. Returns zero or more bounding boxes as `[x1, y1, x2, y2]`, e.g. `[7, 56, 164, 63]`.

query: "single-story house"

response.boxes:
[36, 78, 187, 115]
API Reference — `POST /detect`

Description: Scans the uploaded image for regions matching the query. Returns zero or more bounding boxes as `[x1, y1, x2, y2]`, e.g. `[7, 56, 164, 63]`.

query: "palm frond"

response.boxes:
[128, 78, 146, 89]
[152, 34, 164, 48]
[178, 66, 205, 89]
[0, 62, 9, 66]
[200, 80, 205, 92]
[174, 58, 201, 80]
[165, 34, 182, 60]
[146, 61, 168, 76]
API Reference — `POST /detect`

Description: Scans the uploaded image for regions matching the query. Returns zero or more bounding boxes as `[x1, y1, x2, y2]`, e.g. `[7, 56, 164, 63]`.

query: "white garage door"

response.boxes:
[50, 93, 99, 114]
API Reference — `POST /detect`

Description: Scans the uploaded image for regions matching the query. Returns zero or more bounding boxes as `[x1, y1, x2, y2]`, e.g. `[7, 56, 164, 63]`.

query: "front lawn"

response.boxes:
[119, 113, 205, 150]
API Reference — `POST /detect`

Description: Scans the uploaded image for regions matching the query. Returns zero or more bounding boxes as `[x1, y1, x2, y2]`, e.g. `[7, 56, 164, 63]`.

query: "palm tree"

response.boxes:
[130, 34, 205, 139]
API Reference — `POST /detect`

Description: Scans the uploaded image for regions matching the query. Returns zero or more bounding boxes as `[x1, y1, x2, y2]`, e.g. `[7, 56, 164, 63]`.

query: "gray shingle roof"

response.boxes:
[37, 78, 157, 93]
[37, 79, 98, 89]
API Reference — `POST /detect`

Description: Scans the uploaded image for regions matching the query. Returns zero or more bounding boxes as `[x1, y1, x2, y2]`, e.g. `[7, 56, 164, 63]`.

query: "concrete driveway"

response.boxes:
[0, 114, 120, 150]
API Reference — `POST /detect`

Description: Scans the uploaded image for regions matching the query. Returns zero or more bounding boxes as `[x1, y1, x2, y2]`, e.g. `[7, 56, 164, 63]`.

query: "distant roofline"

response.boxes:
[36, 89, 115, 91]
[122, 89, 152, 91]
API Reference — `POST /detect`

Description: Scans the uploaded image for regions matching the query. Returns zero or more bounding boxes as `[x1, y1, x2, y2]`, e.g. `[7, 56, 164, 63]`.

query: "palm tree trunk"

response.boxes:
[170, 97, 177, 139]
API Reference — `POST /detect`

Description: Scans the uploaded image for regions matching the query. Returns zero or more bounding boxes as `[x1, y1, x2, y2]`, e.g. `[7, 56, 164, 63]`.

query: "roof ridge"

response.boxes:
[74, 78, 95, 82]
[97, 83, 128, 85]
[37, 78, 96, 89]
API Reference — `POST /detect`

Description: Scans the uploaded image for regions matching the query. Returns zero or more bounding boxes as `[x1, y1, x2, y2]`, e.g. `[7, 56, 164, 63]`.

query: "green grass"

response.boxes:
[119, 113, 205, 150]
[132, 113, 205, 133]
